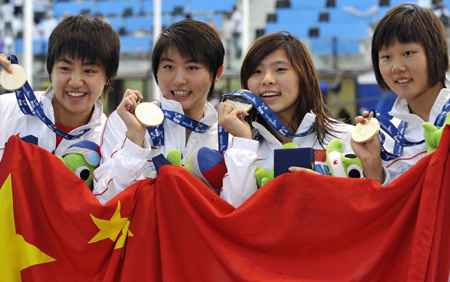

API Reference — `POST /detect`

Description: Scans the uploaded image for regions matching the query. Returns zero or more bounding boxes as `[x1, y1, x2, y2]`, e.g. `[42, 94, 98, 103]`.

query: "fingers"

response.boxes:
[119, 89, 143, 113]
[288, 166, 320, 174]
[0, 54, 12, 73]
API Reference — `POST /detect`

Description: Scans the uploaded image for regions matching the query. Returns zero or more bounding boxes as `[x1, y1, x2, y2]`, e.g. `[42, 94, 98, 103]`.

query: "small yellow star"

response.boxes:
[0, 174, 56, 282]
[89, 201, 133, 249]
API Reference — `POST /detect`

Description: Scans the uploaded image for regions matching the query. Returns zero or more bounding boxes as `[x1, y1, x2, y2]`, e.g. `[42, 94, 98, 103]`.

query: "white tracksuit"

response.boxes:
[220, 112, 354, 208]
[93, 97, 220, 205]
[0, 85, 106, 161]
[381, 84, 450, 186]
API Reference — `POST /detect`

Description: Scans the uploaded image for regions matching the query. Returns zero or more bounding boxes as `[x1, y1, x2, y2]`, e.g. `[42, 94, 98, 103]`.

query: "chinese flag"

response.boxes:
[1, 125, 450, 281]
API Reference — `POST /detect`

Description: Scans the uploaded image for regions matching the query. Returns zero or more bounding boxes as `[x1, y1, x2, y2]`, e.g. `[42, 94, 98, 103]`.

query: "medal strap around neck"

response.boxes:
[218, 90, 315, 152]
[376, 97, 450, 161]
[10, 55, 90, 140]
[146, 102, 211, 147]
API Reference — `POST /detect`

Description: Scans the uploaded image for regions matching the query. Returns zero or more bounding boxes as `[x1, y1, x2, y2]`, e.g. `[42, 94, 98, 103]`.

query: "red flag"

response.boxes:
[1, 126, 450, 281]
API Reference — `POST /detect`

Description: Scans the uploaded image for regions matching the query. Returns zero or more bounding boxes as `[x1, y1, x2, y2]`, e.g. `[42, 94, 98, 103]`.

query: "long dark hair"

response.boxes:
[241, 32, 337, 148]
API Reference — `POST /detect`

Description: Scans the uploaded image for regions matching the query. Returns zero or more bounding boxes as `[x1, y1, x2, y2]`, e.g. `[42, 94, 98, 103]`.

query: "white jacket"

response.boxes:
[221, 112, 354, 208]
[93, 97, 220, 205]
[0, 86, 106, 161]
[382, 84, 450, 186]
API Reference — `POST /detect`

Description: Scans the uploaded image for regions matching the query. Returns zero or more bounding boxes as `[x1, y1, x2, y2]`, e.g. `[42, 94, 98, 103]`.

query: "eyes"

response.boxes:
[57, 65, 100, 74]
[253, 67, 288, 75]
[380, 50, 415, 61]
[160, 63, 202, 71]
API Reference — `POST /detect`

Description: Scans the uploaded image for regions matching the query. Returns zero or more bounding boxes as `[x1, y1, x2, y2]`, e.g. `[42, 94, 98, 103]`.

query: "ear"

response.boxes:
[214, 65, 224, 83]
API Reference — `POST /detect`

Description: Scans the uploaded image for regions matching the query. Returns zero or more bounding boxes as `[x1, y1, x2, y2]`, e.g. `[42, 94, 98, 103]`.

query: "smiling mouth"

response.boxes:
[172, 90, 191, 96]
[396, 78, 412, 84]
[67, 91, 87, 97]
[261, 92, 281, 98]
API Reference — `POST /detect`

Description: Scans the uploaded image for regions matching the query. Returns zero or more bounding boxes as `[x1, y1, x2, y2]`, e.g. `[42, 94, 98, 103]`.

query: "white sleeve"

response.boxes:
[93, 112, 152, 205]
[220, 137, 259, 208]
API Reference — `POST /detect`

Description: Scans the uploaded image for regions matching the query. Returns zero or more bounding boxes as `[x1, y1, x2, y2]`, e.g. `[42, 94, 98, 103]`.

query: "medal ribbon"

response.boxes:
[377, 98, 450, 161]
[146, 101, 211, 146]
[9, 55, 90, 140]
[218, 90, 315, 152]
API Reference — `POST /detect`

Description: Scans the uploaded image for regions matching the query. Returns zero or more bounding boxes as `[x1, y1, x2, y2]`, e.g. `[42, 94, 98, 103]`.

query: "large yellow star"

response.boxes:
[88, 201, 133, 249]
[0, 174, 56, 282]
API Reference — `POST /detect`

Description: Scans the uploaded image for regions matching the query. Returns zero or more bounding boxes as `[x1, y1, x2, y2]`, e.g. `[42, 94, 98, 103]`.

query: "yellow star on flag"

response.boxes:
[0, 174, 56, 282]
[89, 201, 134, 249]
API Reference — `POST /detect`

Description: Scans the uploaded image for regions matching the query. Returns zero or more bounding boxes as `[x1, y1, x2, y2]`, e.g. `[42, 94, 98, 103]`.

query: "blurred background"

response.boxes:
[1, 0, 448, 124]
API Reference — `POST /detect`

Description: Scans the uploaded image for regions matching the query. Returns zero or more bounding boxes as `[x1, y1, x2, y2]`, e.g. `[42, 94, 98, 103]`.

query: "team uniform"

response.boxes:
[381, 80, 450, 186]
[93, 97, 220, 205]
[0, 86, 106, 161]
[221, 112, 354, 208]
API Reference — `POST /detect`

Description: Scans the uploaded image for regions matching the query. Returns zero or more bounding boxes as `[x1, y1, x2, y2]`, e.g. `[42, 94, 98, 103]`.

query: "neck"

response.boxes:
[269, 112, 297, 145]
[408, 82, 443, 122]
[53, 103, 93, 128]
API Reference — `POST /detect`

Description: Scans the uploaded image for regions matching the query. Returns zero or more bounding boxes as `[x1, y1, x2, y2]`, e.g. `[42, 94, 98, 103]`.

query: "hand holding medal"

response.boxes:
[352, 116, 380, 143]
[135, 101, 165, 127]
[0, 62, 27, 91]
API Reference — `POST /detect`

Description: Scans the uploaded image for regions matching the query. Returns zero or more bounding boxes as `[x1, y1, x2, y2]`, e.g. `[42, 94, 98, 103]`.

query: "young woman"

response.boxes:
[93, 20, 225, 204]
[0, 15, 120, 161]
[351, 4, 450, 185]
[218, 32, 354, 208]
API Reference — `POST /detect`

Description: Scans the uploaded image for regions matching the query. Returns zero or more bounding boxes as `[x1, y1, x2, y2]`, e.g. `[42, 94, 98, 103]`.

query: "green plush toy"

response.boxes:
[255, 143, 299, 188]
[59, 140, 100, 190]
[325, 139, 363, 178]
[423, 113, 450, 154]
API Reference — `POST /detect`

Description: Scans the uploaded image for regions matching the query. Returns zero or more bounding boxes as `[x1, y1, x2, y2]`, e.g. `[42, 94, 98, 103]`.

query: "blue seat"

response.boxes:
[265, 22, 310, 39]
[14, 39, 48, 55]
[276, 10, 320, 25]
[328, 8, 376, 24]
[52, 2, 96, 18]
[309, 38, 333, 54]
[190, 0, 234, 13]
[97, 1, 141, 17]
[290, 0, 326, 10]
[318, 22, 368, 37]
[335, 0, 378, 11]
[337, 38, 360, 55]
[143, 0, 187, 14]
[124, 16, 152, 34]
[106, 17, 125, 33]
[192, 14, 224, 29]
[120, 35, 153, 53]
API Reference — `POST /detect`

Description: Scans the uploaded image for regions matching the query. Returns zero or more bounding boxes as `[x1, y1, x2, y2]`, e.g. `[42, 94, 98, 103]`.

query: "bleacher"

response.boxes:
[264, 0, 419, 56]
[15, 0, 234, 56]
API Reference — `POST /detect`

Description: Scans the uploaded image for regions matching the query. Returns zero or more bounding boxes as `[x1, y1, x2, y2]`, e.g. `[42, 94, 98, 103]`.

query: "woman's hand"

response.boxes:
[351, 111, 385, 183]
[217, 100, 252, 139]
[0, 54, 12, 73]
[116, 89, 147, 147]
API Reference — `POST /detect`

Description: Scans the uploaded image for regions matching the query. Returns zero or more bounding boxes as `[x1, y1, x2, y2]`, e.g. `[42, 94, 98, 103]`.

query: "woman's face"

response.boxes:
[157, 48, 222, 120]
[51, 55, 107, 127]
[378, 39, 432, 104]
[247, 49, 300, 122]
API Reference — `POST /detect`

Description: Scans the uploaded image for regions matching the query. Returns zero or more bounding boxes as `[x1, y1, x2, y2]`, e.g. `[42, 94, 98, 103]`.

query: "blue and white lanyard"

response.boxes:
[377, 98, 450, 161]
[10, 55, 90, 140]
[146, 102, 211, 146]
[218, 90, 315, 152]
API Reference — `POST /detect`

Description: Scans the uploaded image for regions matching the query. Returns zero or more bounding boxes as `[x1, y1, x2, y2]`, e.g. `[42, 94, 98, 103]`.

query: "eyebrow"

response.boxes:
[56, 57, 99, 66]
[160, 57, 199, 64]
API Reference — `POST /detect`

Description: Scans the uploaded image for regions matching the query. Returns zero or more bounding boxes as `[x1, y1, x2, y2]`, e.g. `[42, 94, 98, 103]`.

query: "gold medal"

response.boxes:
[224, 95, 253, 112]
[0, 64, 27, 91]
[135, 102, 164, 127]
[352, 117, 380, 143]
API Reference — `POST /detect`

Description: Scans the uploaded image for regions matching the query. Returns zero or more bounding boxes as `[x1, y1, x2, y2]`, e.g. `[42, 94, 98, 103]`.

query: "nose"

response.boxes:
[69, 71, 83, 88]
[262, 72, 275, 85]
[392, 59, 406, 74]
[173, 70, 187, 86]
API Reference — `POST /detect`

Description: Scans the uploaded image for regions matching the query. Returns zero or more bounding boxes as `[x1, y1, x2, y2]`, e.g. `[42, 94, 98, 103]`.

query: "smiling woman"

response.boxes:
[350, 4, 450, 186]
[217, 32, 355, 208]
[0, 15, 120, 162]
[93, 19, 226, 205]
